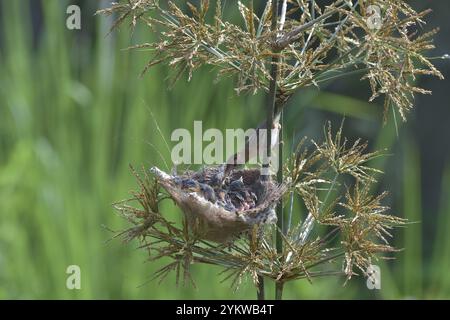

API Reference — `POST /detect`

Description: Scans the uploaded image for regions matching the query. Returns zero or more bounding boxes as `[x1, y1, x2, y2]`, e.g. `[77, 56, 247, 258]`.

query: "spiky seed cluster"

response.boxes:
[285, 122, 406, 280]
[113, 123, 405, 287]
[313, 121, 383, 181]
[98, 0, 442, 119]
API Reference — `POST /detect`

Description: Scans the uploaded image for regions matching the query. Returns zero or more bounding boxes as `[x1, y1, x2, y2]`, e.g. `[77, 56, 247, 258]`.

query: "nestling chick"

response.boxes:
[199, 183, 216, 203]
[229, 176, 244, 192]
[180, 178, 201, 192]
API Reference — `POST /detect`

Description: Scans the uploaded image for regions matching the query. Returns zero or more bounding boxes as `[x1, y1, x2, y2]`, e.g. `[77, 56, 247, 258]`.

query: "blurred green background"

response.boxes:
[0, 0, 449, 299]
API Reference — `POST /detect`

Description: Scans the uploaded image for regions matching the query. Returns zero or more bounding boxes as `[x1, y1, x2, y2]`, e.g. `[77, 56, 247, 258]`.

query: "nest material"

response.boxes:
[150, 166, 286, 243]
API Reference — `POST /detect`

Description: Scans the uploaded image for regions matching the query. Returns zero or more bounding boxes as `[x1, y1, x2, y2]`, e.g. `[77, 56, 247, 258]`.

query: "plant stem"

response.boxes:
[275, 109, 284, 300]
[257, 279, 265, 300]
[271, 0, 285, 301]
[258, 0, 280, 301]
[273, 0, 345, 50]
[275, 282, 284, 300]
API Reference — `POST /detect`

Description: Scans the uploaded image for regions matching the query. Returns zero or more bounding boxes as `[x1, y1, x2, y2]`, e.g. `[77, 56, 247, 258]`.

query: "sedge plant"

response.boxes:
[98, 0, 443, 300]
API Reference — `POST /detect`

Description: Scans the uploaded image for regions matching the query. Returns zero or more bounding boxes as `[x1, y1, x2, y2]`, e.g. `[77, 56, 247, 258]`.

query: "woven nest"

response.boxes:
[150, 166, 287, 243]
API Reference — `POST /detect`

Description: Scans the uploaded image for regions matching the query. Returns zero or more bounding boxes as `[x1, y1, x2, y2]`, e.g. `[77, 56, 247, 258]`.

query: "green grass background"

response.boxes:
[0, 0, 449, 299]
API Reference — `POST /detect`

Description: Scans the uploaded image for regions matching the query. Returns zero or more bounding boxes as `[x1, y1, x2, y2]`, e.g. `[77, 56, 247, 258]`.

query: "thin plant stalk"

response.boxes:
[272, 0, 285, 301]
[259, 0, 280, 300]
[256, 278, 265, 300]
[275, 108, 284, 300]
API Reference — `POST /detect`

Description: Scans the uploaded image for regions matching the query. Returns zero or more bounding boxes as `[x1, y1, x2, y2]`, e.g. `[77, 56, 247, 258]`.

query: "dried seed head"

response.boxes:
[97, 0, 442, 122]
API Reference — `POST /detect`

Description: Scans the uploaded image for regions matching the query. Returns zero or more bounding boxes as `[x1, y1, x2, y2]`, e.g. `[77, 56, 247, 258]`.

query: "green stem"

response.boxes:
[275, 108, 284, 300]
[275, 282, 284, 300]
[258, 0, 280, 300]
[272, 0, 285, 301]
[257, 277, 265, 300]
[276, 109, 284, 245]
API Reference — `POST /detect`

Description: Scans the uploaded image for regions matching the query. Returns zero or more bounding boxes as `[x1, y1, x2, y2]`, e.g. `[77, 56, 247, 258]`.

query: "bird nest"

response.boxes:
[150, 166, 287, 243]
